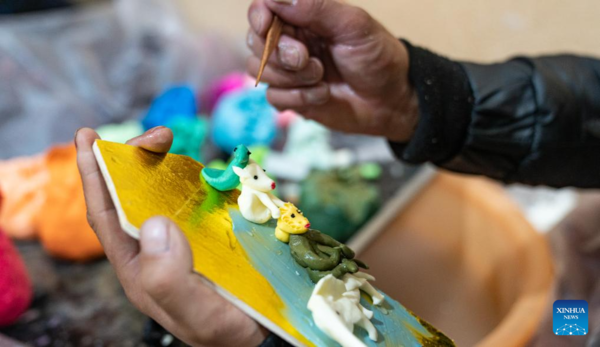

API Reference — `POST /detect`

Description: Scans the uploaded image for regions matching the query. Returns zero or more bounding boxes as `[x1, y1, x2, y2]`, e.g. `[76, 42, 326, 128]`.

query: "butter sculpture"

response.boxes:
[201, 145, 250, 191]
[233, 163, 284, 224]
[289, 229, 368, 283]
[307, 273, 385, 347]
[275, 202, 310, 243]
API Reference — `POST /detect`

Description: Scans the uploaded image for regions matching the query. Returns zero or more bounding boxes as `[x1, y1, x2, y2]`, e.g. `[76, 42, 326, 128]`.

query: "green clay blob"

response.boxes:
[201, 145, 251, 191]
[289, 229, 368, 283]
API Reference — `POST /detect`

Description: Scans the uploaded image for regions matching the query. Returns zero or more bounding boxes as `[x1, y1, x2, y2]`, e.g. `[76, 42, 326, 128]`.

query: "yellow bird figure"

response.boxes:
[275, 203, 310, 243]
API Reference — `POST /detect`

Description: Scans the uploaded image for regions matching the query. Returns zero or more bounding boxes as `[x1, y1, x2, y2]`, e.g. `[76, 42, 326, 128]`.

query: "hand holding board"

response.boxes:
[93, 140, 453, 347]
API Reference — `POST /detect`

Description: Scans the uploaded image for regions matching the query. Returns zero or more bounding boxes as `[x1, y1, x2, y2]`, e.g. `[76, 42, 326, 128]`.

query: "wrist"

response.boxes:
[384, 40, 419, 143]
[253, 326, 271, 345]
[257, 331, 291, 347]
[385, 83, 419, 142]
[389, 39, 474, 164]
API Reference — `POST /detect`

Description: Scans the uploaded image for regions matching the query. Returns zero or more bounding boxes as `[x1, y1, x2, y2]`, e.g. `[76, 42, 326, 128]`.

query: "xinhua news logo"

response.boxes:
[553, 300, 588, 336]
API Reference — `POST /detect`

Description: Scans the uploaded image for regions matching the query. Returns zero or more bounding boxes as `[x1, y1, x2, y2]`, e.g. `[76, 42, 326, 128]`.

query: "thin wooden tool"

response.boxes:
[256, 15, 284, 87]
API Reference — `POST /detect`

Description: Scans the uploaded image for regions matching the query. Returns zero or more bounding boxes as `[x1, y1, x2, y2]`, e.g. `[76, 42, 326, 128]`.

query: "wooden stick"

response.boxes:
[255, 15, 284, 87]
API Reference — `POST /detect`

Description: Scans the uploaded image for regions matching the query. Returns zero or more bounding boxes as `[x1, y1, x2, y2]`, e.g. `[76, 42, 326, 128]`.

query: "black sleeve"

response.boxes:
[390, 40, 600, 188]
[257, 333, 292, 347]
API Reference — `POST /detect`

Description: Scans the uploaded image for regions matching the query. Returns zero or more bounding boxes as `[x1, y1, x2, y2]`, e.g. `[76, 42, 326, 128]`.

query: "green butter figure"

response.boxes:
[201, 145, 251, 191]
[289, 229, 368, 283]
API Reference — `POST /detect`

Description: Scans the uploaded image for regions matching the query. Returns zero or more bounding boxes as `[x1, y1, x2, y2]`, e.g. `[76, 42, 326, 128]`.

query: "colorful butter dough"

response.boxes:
[202, 144, 250, 191]
[167, 116, 209, 162]
[212, 87, 277, 153]
[308, 273, 384, 347]
[201, 72, 247, 114]
[36, 145, 104, 261]
[142, 86, 197, 130]
[275, 202, 310, 243]
[0, 153, 48, 239]
[289, 229, 367, 283]
[300, 169, 381, 242]
[0, 144, 103, 261]
[0, 192, 33, 327]
[233, 162, 284, 224]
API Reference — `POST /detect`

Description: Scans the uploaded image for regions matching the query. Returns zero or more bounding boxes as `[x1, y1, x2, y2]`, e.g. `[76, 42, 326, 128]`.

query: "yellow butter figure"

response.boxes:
[275, 203, 310, 243]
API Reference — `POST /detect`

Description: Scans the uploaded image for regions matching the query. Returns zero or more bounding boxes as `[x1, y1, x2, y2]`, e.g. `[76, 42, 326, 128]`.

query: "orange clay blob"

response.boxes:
[0, 154, 48, 239]
[36, 144, 104, 261]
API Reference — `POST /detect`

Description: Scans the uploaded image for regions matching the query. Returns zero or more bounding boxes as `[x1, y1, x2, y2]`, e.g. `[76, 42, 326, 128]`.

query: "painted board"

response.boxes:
[93, 140, 454, 347]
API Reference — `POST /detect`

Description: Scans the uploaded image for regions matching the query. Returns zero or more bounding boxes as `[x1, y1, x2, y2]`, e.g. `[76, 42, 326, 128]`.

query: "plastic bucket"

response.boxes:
[359, 172, 554, 346]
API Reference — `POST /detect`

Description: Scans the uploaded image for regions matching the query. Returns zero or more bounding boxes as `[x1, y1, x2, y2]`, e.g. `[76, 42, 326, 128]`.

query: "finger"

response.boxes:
[266, 82, 330, 110]
[265, 0, 373, 42]
[75, 128, 139, 265]
[248, 0, 296, 38]
[248, 56, 323, 88]
[247, 31, 310, 71]
[126, 126, 173, 153]
[139, 217, 219, 319]
[248, 0, 274, 37]
[139, 217, 261, 344]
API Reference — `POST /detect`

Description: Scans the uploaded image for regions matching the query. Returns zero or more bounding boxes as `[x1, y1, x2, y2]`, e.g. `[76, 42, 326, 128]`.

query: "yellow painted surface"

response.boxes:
[96, 140, 310, 345]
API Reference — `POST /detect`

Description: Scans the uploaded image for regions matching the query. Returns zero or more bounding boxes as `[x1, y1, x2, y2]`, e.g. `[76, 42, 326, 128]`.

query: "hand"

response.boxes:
[75, 127, 267, 347]
[247, 0, 419, 142]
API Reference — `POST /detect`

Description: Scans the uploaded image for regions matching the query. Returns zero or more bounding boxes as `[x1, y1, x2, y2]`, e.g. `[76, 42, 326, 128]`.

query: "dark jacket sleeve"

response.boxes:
[390, 40, 600, 188]
[258, 333, 292, 347]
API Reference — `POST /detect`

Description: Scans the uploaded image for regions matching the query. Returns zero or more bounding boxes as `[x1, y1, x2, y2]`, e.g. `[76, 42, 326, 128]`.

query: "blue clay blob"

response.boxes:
[143, 86, 197, 130]
[211, 87, 277, 153]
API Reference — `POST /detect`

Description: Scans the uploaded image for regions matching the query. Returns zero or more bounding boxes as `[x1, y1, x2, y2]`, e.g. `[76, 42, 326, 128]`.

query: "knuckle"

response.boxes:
[347, 6, 372, 30]
[142, 271, 175, 301]
[123, 285, 151, 314]
[86, 211, 98, 233]
[125, 290, 143, 310]
[308, 0, 326, 19]
[247, 1, 259, 17]
[312, 0, 329, 15]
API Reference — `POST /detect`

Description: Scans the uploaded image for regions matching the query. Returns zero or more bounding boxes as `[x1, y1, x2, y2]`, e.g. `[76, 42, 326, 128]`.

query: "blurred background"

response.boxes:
[0, 0, 598, 346]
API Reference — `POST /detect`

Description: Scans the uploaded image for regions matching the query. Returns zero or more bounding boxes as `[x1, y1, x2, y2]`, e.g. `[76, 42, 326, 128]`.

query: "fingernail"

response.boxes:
[74, 128, 83, 148]
[247, 31, 254, 47]
[279, 43, 300, 69]
[148, 126, 165, 134]
[141, 218, 170, 254]
[272, 0, 294, 4]
[303, 86, 329, 105]
[300, 61, 320, 83]
[250, 10, 263, 33]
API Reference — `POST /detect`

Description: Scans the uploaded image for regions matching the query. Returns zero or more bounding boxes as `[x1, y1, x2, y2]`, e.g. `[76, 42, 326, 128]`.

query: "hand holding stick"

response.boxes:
[255, 16, 284, 87]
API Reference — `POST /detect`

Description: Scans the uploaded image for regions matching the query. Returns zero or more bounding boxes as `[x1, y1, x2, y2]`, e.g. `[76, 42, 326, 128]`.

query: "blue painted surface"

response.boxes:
[229, 209, 433, 347]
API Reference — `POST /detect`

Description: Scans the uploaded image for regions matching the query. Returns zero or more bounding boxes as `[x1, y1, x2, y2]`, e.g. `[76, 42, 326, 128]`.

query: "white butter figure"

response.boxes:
[307, 273, 385, 347]
[233, 163, 284, 224]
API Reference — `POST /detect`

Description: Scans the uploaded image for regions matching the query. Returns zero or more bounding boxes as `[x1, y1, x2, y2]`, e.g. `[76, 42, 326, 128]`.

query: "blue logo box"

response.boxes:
[553, 300, 588, 336]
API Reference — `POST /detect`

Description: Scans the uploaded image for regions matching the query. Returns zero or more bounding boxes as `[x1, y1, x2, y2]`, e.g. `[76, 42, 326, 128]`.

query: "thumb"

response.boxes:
[138, 217, 263, 345]
[139, 217, 222, 323]
[265, 0, 373, 42]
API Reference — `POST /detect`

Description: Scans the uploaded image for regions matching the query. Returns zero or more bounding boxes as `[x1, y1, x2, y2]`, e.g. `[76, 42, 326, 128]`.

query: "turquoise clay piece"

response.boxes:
[167, 116, 209, 162]
[201, 145, 251, 191]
